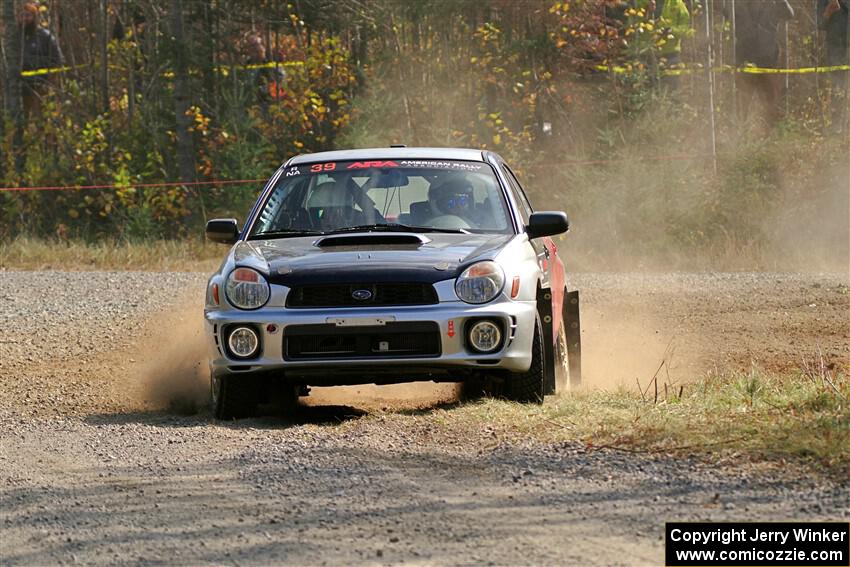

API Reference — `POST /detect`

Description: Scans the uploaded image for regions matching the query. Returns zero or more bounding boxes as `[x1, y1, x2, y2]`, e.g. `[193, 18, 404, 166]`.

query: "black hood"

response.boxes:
[231, 232, 514, 286]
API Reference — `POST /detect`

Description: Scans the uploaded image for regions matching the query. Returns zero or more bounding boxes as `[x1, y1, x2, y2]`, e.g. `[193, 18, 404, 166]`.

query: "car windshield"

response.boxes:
[249, 159, 513, 238]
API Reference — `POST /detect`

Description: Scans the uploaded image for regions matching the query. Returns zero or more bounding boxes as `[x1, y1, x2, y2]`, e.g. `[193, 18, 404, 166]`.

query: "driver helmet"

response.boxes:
[429, 178, 474, 216]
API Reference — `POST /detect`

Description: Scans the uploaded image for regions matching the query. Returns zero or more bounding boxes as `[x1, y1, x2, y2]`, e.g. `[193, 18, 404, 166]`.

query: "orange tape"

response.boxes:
[0, 178, 264, 193]
[2, 154, 711, 192]
[531, 154, 705, 167]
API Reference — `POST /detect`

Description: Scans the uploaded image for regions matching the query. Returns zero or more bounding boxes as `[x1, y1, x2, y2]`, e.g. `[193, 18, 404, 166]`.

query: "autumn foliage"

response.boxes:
[0, 0, 845, 253]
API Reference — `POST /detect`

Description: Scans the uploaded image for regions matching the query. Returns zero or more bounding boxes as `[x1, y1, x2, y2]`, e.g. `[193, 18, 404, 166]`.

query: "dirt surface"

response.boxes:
[1, 270, 848, 566]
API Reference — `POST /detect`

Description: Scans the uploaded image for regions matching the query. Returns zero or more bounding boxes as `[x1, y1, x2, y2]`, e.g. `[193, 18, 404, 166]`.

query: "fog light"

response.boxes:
[468, 320, 502, 353]
[228, 326, 259, 358]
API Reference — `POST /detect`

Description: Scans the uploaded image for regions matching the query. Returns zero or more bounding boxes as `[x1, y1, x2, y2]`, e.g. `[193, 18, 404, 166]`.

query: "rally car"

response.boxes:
[204, 147, 581, 418]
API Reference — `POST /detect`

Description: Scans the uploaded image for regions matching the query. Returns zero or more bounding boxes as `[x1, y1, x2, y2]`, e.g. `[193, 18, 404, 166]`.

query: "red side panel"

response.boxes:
[545, 236, 566, 342]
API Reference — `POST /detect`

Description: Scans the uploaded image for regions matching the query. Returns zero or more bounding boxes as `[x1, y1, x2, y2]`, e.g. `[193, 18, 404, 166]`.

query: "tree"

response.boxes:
[170, 0, 195, 183]
[2, 0, 24, 178]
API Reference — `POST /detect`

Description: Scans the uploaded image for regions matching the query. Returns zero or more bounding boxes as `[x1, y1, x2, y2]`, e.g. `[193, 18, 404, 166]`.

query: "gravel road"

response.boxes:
[1, 271, 848, 566]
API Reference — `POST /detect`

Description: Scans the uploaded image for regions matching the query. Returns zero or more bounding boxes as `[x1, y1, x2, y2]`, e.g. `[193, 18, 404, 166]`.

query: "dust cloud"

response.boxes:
[764, 161, 850, 273]
[578, 300, 705, 393]
[307, 383, 459, 410]
[131, 298, 209, 415]
[557, 150, 849, 274]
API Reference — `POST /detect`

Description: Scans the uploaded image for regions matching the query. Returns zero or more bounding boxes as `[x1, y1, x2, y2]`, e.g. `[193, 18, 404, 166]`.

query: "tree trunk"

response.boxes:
[2, 0, 24, 177]
[170, 0, 195, 183]
[127, 0, 135, 125]
[87, 2, 97, 115]
[99, 0, 108, 115]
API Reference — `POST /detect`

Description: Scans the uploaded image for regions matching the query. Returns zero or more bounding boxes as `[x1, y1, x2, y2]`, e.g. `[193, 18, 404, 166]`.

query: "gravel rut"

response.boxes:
[1, 271, 848, 566]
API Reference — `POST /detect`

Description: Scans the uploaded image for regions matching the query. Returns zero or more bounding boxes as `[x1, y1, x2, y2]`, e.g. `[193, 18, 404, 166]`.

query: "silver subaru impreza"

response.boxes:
[204, 147, 581, 418]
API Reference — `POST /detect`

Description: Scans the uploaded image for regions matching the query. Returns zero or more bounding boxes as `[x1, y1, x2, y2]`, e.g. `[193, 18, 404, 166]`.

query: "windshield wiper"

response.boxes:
[405, 225, 471, 234]
[324, 223, 470, 235]
[250, 228, 323, 239]
[323, 223, 412, 234]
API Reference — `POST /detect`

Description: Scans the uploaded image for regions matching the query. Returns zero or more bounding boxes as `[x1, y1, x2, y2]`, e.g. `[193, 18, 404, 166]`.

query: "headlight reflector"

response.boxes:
[225, 267, 270, 310]
[455, 261, 505, 304]
[467, 320, 502, 353]
[227, 326, 260, 358]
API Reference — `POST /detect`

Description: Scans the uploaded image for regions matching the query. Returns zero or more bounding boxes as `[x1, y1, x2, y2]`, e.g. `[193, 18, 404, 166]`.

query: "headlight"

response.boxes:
[455, 261, 505, 304]
[225, 267, 270, 310]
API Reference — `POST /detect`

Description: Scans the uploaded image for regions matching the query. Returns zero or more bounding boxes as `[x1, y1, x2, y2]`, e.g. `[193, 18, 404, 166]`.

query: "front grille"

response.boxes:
[284, 322, 441, 360]
[286, 283, 438, 308]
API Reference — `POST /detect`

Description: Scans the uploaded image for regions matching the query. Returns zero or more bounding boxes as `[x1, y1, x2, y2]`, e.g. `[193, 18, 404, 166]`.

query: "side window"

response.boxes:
[256, 177, 308, 232]
[501, 165, 532, 224]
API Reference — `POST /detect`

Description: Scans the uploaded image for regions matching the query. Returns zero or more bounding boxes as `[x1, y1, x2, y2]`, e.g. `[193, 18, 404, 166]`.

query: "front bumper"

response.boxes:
[205, 299, 537, 384]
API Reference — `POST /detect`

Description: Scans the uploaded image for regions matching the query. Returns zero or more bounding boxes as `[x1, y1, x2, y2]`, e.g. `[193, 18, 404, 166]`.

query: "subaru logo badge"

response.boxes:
[352, 289, 373, 301]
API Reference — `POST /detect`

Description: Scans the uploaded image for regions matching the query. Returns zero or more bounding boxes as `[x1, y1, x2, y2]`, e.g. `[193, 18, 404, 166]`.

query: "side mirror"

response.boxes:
[206, 218, 240, 244]
[526, 212, 569, 239]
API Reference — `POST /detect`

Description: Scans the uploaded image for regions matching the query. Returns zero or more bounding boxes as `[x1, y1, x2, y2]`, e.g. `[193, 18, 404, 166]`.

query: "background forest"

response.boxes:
[1, 0, 847, 270]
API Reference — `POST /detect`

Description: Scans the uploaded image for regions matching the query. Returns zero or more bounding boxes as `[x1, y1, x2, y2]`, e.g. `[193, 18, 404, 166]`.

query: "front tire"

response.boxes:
[459, 378, 486, 401]
[506, 315, 545, 403]
[211, 372, 259, 420]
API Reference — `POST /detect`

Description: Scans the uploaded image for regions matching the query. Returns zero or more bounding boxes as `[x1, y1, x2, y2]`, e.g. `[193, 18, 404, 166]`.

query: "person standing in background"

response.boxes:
[650, 0, 692, 70]
[727, 0, 795, 127]
[244, 33, 286, 111]
[651, 0, 693, 91]
[627, 0, 693, 91]
[19, 2, 63, 117]
[817, 0, 848, 133]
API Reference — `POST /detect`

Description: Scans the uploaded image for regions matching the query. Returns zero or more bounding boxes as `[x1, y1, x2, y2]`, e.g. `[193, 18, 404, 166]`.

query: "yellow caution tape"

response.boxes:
[20, 60, 305, 79]
[594, 63, 850, 76]
[240, 61, 303, 70]
[23, 59, 848, 79]
[21, 65, 80, 77]
[593, 63, 701, 76]
[736, 64, 850, 74]
[214, 61, 302, 77]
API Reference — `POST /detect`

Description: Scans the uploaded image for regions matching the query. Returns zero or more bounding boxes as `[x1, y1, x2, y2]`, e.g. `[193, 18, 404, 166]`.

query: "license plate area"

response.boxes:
[326, 316, 396, 327]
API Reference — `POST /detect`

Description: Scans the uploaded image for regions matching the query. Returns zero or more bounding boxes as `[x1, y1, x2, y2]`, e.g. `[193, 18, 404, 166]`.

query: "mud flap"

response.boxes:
[538, 289, 556, 395]
[564, 290, 582, 387]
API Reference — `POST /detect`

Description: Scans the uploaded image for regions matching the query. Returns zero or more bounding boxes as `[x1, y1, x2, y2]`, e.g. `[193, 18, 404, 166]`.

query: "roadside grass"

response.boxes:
[0, 237, 222, 271]
[406, 364, 850, 475]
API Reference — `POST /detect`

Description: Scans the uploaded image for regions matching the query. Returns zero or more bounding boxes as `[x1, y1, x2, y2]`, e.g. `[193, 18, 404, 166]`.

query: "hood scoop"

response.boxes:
[315, 233, 429, 248]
